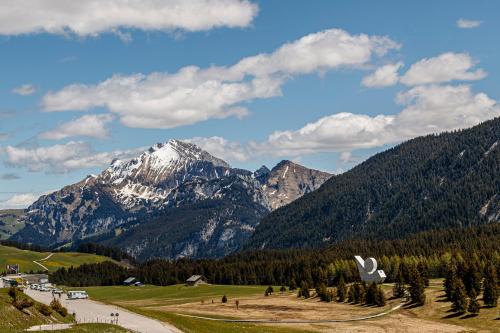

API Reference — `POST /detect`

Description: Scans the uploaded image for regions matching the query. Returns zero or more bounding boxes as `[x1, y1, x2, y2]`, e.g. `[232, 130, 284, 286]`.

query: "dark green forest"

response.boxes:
[247, 117, 500, 250]
[50, 223, 500, 288]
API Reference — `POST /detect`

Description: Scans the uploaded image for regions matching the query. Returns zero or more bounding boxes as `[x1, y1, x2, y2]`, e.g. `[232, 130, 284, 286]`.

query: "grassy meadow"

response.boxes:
[0, 245, 116, 273]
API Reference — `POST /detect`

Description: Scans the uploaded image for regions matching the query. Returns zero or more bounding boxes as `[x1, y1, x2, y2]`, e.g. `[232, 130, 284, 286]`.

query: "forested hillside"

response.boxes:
[247, 117, 500, 250]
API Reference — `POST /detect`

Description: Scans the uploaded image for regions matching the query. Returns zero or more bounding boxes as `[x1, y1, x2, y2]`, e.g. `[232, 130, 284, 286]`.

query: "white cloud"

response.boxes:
[187, 136, 250, 162]
[195, 84, 499, 162]
[361, 62, 403, 88]
[12, 84, 37, 96]
[0, 193, 41, 209]
[3, 141, 144, 173]
[42, 28, 400, 128]
[39, 114, 114, 140]
[457, 18, 482, 29]
[0, 0, 259, 38]
[400, 52, 486, 86]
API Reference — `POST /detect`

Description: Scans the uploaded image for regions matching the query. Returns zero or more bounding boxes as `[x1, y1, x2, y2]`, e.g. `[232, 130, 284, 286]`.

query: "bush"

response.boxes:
[50, 298, 68, 317]
[12, 297, 34, 310]
[265, 286, 274, 295]
[221, 295, 228, 303]
[298, 281, 310, 299]
[38, 304, 52, 316]
[280, 286, 287, 293]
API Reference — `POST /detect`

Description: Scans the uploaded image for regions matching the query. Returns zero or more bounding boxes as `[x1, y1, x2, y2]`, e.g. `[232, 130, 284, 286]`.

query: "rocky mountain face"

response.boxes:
[12, 140, 331, 259]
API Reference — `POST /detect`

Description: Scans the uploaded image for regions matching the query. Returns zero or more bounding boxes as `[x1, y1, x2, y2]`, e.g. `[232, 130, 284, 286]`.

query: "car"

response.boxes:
[52, 289, 64, 295]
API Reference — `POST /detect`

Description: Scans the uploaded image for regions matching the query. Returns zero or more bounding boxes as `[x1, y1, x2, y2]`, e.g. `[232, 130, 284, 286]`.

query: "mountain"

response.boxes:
[12, 140, 331, 258]
[246, 117, 500, 250]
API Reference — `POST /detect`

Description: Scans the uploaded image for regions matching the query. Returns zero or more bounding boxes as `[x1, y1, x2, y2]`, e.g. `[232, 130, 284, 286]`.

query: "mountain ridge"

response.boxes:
[11, 139, 331, 258]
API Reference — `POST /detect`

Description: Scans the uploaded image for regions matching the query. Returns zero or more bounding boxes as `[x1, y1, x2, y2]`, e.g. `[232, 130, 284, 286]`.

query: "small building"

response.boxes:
[123, 277, 136, 286]
[6, 264, 20, 275]
[186, 275, 208, 286]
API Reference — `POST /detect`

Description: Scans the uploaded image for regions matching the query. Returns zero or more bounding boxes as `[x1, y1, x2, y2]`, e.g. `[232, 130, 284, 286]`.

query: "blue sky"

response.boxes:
[1, 0, 499, 208]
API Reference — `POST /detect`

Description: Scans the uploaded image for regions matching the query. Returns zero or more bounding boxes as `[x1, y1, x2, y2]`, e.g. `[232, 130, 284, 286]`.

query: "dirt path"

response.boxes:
[32, 253, 54, 271]
[174, 303, 404, 323]
[26, 289, 182, 333]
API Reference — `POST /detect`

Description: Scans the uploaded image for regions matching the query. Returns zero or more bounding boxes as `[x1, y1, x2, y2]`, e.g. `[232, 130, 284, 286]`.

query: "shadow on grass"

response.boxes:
[403, 303, 422, 309]
[460, 314, 478, 319]
[442, 311, 463, 319]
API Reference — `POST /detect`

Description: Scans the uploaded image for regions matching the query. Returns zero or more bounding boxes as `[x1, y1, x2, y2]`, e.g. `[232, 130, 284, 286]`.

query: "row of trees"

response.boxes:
[443, 257, 498, 314]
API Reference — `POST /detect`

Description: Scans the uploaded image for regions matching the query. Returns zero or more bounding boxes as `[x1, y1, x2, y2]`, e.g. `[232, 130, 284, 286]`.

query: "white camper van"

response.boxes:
[67, 291, 88, 300]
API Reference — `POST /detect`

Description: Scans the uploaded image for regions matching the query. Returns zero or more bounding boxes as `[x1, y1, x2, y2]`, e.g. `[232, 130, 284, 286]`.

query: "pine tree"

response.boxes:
[444, 264, 457, 301]
[483, 264, 498, 308]
[337, 276, 347, 302]
[393, 267, 406, 298]
[451, 279, 468, 313]
[375, 286, 386, 306]
[348, 285, 355, 303]
[467, 289, 480, 315]
[365, 283, 378, 305]
[408, 268, 426, 306]
[298, 281, 310, 299]
[289, 279, 297, 291]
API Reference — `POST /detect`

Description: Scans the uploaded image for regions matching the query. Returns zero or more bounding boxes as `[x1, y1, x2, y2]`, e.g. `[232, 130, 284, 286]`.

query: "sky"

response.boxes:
[1, 0, 499, 209]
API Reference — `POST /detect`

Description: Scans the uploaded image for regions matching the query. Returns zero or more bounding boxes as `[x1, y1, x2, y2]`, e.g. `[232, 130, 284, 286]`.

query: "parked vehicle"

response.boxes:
[67, 291, 88, 300]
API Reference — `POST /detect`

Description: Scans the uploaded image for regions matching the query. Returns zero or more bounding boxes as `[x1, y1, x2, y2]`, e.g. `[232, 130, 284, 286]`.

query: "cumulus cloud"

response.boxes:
[187, 136, 250, 162]
[39, 114, 114, 140]
[457, 18, 482, 29]
[361, 62, 403, 88]
[42, 28, 400, 128]
[0, 0, 259, 38]
[400, 52, 486, 86]
[0, 193, 41, 209]
[3, 141, 144, 173]
[12, 84, 37, 96]
[194, 84, 499, 163]
[0, 173, 20, 180]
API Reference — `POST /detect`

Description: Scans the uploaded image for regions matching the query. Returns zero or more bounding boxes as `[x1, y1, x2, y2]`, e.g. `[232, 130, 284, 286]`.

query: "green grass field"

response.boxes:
[82, 284, 275, 306]
[0, 245, 116, 273]
[0, 209, 25, 240]
[81, 284, 314, 333]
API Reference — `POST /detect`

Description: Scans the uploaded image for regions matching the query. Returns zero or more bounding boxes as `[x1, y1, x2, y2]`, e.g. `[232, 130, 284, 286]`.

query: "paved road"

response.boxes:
[26, 289, 181, 333]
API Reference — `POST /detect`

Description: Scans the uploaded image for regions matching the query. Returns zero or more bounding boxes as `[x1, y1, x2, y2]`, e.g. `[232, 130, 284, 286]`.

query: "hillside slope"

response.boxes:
[0, 245, 116, 273]
[247, 117, 500, 250]
[0, 209, 25, 240]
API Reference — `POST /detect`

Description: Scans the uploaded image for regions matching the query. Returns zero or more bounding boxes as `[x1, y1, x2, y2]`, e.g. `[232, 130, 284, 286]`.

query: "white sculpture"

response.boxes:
[354, 256, 386, 283]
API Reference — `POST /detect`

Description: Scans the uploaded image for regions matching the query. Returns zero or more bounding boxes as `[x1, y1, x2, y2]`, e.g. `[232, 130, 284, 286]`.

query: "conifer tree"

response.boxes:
[375, 286, 386, 306]
[444, 264, 457, 301]
[467, 289, 480, 315]
[409, 268, 426, 306]
[483, 264, 498, 307]
[393, 267, 406, 298]
[365, 282, 378, 305]
[451, 279, 468, 313]
[337, 276, 347, 302]
[348, 285, 355, 303]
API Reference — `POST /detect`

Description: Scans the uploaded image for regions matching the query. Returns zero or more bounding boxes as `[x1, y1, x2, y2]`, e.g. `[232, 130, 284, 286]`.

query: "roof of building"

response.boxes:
[124, 277, 136, 283]
[186, 275, 205, 282]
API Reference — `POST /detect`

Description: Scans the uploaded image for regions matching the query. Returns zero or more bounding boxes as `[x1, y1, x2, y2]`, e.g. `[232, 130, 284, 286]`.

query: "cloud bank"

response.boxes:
[42, 28, 400, 128]
[0, 0, 258, 37]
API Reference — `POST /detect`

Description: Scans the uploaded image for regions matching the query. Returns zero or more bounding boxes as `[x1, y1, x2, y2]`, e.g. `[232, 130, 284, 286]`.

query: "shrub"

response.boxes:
[265, 286, 274, 295]
[38, 304, 52, 316]
[50, 298, 68, 317]
[221, 295, 228, 303]
[280, 286, 287, 293]
[12, 297, 34, 310]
